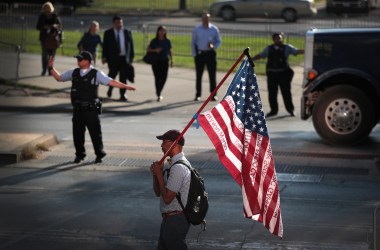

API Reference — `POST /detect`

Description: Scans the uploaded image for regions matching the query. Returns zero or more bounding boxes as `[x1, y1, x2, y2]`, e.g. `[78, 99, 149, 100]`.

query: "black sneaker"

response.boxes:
[95, 156, 103, 164]
[107, 88, 112, 98]
[265, 111, 277, 118]
[74, 156, 85, 164]
[119, 95, 128, 102]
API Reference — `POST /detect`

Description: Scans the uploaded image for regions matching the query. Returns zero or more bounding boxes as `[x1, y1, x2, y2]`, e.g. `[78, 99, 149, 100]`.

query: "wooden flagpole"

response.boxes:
[158, 48, 252, 165]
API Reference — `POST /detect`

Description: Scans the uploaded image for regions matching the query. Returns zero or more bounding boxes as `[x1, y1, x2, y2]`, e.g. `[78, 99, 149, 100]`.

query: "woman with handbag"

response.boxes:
[146, 26, 173, 102]
[36, 1, 62, 76]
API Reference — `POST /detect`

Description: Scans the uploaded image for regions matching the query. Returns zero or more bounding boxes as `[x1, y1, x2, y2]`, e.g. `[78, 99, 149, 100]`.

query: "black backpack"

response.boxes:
[168, 160, 209, 227]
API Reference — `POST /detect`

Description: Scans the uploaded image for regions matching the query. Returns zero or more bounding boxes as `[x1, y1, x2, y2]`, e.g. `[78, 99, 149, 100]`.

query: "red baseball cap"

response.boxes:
[156, 129, 185, 146]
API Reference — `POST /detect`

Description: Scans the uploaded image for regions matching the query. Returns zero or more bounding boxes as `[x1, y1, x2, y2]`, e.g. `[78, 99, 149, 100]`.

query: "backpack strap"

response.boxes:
[165, 160, 191, 211]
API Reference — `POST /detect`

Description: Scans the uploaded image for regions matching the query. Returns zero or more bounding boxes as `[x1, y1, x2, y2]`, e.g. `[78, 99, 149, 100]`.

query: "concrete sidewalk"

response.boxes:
[0, 52, 304, 164]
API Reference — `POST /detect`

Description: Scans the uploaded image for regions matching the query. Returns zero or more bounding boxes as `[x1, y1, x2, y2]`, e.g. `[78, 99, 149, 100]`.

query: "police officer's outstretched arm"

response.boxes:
[47, 56, 62, 81]
[108, 80, 136, 91]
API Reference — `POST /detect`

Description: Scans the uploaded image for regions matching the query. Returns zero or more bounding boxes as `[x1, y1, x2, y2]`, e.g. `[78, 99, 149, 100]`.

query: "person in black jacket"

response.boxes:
[102, 15, 134, 102]
[77, 21, 102, 66]
[36, 1, 62, 76]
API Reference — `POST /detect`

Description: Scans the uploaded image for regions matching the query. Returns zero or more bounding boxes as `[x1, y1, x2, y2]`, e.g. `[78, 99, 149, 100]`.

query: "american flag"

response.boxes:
[198, 57, 283, 237]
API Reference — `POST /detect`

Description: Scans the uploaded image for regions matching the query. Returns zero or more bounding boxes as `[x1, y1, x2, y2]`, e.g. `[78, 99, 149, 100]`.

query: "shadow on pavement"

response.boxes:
[0, 161, 92, 187]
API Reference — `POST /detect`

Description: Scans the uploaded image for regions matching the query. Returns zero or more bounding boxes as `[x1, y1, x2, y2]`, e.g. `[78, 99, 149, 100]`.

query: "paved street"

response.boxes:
[1, 53, 380, 249]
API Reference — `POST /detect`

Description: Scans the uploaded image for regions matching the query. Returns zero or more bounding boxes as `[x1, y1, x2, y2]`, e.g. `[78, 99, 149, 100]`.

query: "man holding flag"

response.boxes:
[198, 55, 283, 237]
[150, 49, 283, 238]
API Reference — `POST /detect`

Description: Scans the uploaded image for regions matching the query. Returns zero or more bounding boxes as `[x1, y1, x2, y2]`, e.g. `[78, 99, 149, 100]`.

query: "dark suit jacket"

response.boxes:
[102, 28, 134, 68]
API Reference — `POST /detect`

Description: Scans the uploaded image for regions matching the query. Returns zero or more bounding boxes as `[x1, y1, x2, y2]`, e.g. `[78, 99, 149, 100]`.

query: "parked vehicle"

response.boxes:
[0, 0, 92, 15]
[301, 28, 380, 145]
[209, 0, 317, 22]
[326, 0, 369, 14]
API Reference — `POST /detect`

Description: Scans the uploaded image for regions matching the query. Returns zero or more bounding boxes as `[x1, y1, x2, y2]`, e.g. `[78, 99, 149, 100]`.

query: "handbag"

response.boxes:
[142, 52, 158, 65]
[126, 64, 134, 83]
[44, 29, 62, 50]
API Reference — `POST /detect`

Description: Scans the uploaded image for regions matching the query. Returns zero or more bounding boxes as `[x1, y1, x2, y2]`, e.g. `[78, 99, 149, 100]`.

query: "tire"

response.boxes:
[311, 85, 375, 145]
[282, 8, 297, 22]
[220, 7, 236, 21]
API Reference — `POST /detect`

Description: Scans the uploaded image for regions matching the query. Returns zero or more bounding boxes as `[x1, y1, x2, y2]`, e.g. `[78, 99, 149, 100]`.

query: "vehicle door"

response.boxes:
[235, 0, 265, 16]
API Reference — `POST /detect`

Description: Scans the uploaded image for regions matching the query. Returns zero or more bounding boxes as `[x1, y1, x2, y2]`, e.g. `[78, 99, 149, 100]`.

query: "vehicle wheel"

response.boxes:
[312, 85, 375, 145]
[282, 8, 297, 22]
[220, 7, 236, 21]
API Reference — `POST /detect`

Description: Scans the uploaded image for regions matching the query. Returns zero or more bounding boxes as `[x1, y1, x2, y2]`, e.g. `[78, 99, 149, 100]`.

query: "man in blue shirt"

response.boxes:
[191, 12, 222, 102]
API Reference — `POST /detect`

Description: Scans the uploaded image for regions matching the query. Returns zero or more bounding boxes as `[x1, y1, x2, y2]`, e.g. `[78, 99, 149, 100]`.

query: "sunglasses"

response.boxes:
[162, 140, 174, 145]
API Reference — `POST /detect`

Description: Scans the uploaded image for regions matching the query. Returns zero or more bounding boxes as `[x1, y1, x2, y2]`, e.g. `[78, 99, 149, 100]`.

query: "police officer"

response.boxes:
[252, 32, 304, 118]
[48, 51, 136, 163]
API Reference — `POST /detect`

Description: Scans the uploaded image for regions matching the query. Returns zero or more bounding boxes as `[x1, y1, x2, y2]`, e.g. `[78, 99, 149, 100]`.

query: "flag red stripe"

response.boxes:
[244, 133, 266, 216]
[199, 112, 243, 186]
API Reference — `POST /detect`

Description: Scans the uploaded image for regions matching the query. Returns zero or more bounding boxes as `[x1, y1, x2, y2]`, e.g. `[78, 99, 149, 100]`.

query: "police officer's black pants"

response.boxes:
[194, 50, 217, 98]
[266, 69, 294, 114]
[72, 110, 105, 159]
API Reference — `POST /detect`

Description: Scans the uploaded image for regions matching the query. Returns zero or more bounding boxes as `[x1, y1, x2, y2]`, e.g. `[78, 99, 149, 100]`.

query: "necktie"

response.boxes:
[116, 30, 120, 54]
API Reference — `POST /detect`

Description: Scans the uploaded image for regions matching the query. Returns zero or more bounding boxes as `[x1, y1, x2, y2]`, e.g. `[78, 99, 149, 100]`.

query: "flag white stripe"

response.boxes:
[242, 185, 253, 217]
[254, 134, 265, 210]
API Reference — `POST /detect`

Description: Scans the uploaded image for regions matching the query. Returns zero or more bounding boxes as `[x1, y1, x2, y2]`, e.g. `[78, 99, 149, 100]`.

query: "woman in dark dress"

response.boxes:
[146, 26, 173, 102]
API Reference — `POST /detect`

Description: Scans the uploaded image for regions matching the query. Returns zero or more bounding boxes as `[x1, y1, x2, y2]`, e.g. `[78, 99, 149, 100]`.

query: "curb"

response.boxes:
[0, 133, 58, 165]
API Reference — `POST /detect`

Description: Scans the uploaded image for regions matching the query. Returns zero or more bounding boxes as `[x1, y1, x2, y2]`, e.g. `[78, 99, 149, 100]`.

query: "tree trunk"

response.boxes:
[179, 0, 186, 10]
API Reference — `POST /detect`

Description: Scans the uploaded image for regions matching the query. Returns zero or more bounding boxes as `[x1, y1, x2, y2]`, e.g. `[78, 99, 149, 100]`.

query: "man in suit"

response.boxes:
[102, 15, 134, 102]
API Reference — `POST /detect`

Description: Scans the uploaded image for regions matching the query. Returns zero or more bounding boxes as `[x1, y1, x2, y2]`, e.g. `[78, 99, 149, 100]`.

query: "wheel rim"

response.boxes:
[283, 10, 296, 22]
[221, 9, 234, 20]
[324, 98, 362, 135]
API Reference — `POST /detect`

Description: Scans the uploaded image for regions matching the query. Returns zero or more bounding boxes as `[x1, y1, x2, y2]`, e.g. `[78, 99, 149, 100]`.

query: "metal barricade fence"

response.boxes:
[374, 204, 380, 250]
[141, 23, 304, 65]
[0, 41, 21, 83]
[1, 3, 380, 69]
[0, 15, 27, 49]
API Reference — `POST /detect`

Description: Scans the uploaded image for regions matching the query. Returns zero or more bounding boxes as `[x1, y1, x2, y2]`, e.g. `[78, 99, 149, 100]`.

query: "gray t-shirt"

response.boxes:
[160, 152, 191, 213]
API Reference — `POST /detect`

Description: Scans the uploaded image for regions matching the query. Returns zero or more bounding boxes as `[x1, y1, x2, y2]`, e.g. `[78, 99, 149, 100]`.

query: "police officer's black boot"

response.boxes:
[95, 153, 106, 164]
[74, 156, 85, 163]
